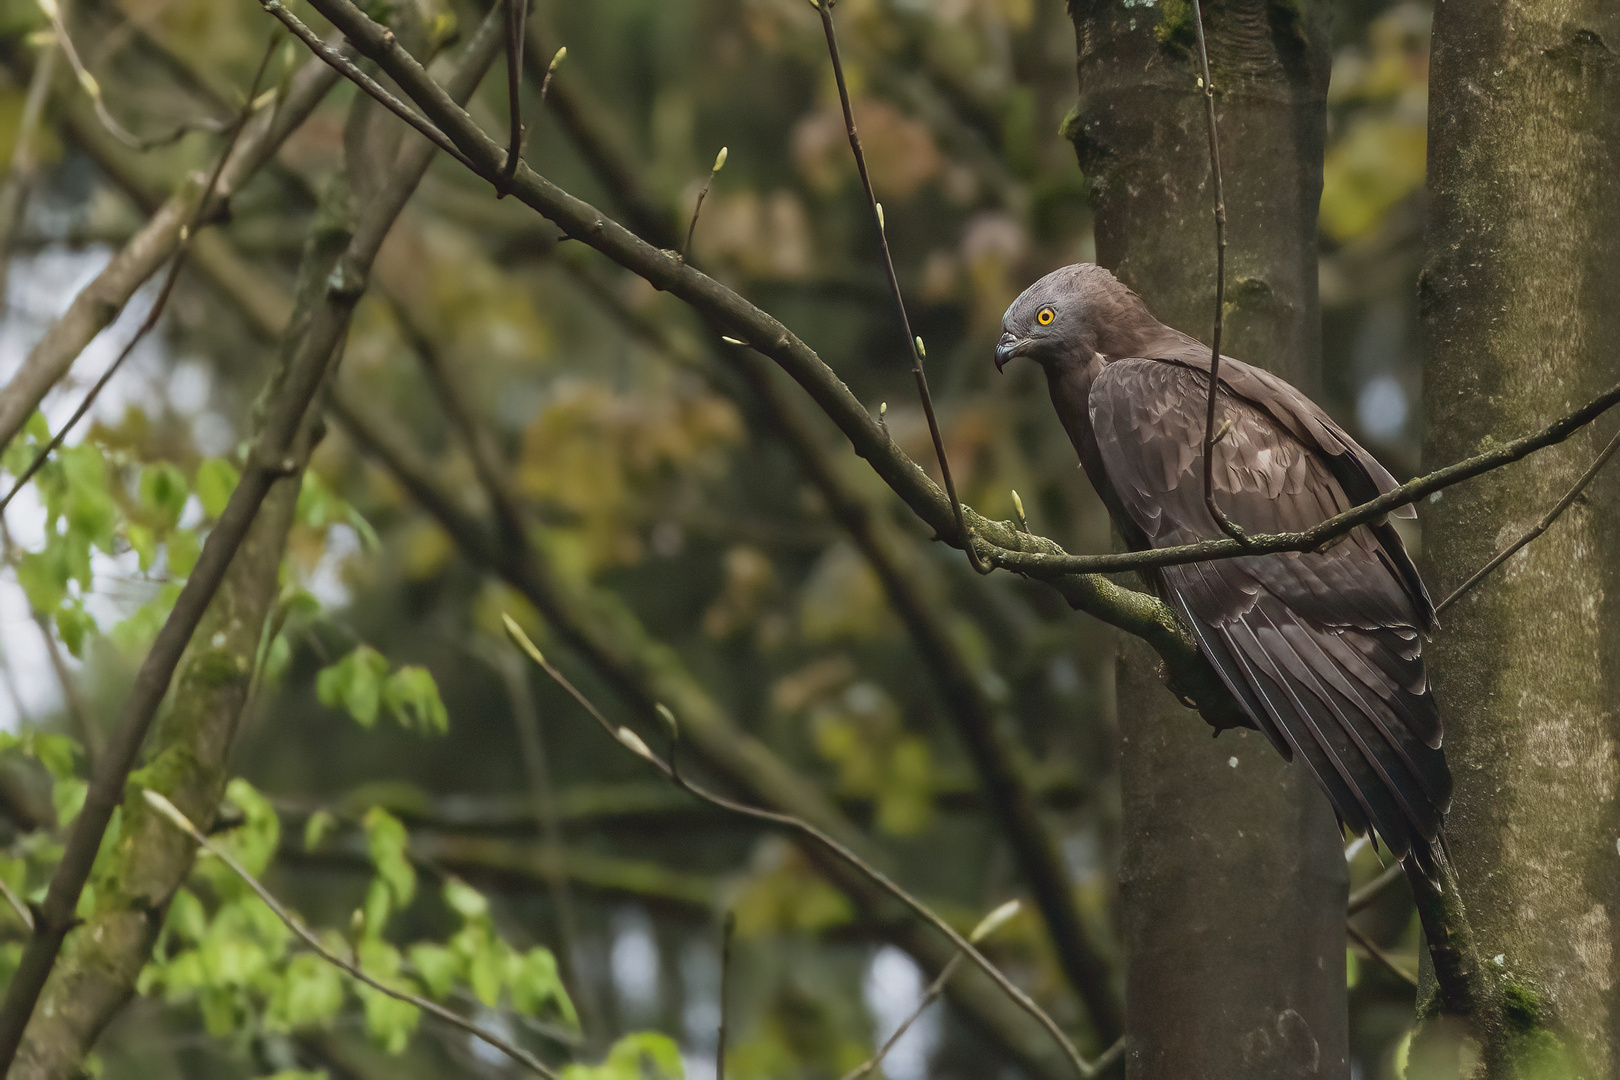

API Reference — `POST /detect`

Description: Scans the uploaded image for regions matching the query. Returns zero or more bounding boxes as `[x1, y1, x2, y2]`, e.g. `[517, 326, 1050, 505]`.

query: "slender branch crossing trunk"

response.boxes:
[1065, 2, 1346, 1076]
[1420, 1, 1620, 1072]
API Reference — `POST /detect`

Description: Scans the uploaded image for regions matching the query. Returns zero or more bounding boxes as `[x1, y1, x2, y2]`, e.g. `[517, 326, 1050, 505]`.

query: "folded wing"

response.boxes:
[1090, 356, 1450, 867]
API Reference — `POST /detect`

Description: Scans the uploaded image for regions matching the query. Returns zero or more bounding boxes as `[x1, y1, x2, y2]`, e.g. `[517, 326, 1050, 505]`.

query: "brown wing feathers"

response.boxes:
[1091, 357, 1451, 869]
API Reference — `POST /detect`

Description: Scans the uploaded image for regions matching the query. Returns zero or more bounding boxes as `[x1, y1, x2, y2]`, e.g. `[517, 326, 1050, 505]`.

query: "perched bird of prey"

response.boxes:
[996, 263, 1449, 871]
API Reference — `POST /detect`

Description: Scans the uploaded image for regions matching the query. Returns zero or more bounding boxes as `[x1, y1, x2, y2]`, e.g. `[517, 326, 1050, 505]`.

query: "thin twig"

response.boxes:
[0, 33, 279, 515]
[842, 952, 958, 1080]
[1188, 0, 1246, 545]
[1348, 861, 1405, 916]
[501, 0, 528, 191]
[41, 0, 175, 151]
[1347, 921, 1418, 988]
[0, 876, 30, 932]
[257, 0, 480, 175]
[490, 647, 597, 1043]
[840, 898, 1027, 1080]
[813, 0, 987, 575]
[503, 617, 1099, 1079]
[141, 790, 562, 1078]
[716, 910, 734, 1080]
[683, 147, 726, 262]
[1436, 424, 1620, 616]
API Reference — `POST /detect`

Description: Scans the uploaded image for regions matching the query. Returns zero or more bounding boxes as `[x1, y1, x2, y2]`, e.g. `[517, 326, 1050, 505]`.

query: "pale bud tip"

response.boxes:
[721, 335, 746, 346]
[142, 789, 191, 832]
[879, 402, 888, 417]
[617, 726, 655, 761]
[502, 613, 546, 666]
[1011, 490, 1026, 520]
[655, 703, 679, 737]
[914, 336, 926, 358]
[875, 203, 885, 230]
[970, 899, 1020, 943]
[550, 46, 567, 71]
[712, 146, 728, 172]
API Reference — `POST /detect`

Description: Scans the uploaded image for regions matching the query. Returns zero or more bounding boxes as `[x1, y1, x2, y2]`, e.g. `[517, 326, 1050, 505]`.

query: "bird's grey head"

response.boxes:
[994, 263, 1158, 372]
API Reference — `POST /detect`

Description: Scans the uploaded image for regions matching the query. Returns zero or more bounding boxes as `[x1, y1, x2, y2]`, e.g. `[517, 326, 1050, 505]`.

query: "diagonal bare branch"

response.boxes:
[503, 617, 1101, 1078]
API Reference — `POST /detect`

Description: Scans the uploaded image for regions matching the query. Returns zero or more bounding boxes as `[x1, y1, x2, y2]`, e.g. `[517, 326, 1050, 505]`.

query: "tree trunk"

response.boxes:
[1066, 3, 1346, 1076]
[1421, 1, 1620, 1073]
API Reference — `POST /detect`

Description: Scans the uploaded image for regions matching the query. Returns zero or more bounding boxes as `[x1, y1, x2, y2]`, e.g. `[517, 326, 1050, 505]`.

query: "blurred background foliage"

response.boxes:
[0, 0, 1433, 1076]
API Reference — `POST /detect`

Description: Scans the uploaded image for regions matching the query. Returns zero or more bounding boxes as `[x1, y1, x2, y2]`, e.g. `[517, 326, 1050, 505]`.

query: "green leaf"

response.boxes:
[296, 471, 341, 530]
[55, 601, 96, 658]
[16, 546, 69, 615]
[510, 947, 578, 1027]
[382, 665, 448, 734]
[316, 645, 389, 728]
[443, 877, 488, 920]
[217, 779, 281, 879]
[59, 444, 117, 553]
[406, 942, 460, 1000]
[166, 528, 201, 578]
[362, 806, 415, 909]
[28, 734, 79, 780]
[362, 878, 392, 939]
[166, 888, 209, 945]
[195, 458, 240, 519]
[356, 938, 419, 1054]
[466, 934, 506, 1007]
[303, 809, 336, 851]
[262, 632, 292, 686]
[52, 777, 87, 827]
[269, 953, 346, 1030]
[1, 411, 49, 476]
[563, 1033, 686, 1080]
[126, 523, 157, 572]
[139, 462, 190, 530]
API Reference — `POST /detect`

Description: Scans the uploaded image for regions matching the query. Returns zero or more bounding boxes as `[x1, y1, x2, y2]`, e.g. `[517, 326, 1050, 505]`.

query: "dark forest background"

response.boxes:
[0, 0, 1452, 1077]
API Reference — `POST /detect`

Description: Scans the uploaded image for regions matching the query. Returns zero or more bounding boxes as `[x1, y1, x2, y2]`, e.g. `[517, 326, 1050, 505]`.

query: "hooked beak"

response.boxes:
[994, 332, 1026, 372]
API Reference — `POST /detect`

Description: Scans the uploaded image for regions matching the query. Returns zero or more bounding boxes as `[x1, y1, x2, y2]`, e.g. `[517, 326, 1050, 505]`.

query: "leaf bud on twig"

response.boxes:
[970, 899, 1021, 943]
[616, 726, 656, 762]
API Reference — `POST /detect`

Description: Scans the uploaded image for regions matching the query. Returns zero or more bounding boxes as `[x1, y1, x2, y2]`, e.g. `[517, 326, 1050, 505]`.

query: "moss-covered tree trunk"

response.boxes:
[1066, 2, 1345, 1076]
[1420, 1, 1620, 1073]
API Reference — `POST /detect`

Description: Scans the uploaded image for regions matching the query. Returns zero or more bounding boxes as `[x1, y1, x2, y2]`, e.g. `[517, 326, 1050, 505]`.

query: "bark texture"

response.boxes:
[1066, 2, 1347, 1076]
[1421, 1, 1620, 1073]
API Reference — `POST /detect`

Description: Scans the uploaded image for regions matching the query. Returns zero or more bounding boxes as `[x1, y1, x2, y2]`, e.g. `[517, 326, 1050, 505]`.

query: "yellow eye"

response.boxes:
[1036, 307, 1055, 326]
